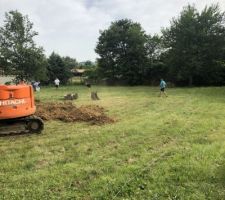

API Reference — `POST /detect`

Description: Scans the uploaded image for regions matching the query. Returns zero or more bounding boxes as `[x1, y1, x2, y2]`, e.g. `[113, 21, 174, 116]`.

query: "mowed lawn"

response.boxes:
[0, 86, 225, 200]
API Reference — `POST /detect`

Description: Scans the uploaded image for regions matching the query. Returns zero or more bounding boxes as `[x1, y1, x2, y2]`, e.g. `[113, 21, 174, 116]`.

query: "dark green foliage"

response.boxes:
[95, 19, 148, 85]
[162, 4, 225, 86]
[84, 66, 99, 83]
[144, 35, 166, 84]
[95, 5, 225, 86]
[79, 60, 95, 68]
[47, 52, 73, 84]
[146, 35, 162, 62]
[145, 62, 168, 85]
[2, 5, 224, 86]
[0, 10, 47, 82]
[62, 56, 78, 70]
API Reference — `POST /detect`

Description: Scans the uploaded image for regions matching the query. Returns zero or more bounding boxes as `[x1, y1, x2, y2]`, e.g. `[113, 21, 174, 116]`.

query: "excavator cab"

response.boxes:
[0, 84, 44, 135]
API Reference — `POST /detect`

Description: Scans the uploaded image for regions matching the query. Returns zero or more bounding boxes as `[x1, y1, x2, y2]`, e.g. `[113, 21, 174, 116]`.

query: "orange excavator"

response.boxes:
[0, 83, 44, 135]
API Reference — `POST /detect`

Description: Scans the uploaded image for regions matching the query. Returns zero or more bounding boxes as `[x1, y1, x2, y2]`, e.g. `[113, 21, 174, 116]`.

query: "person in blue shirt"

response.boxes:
[159, 78, 168, 97]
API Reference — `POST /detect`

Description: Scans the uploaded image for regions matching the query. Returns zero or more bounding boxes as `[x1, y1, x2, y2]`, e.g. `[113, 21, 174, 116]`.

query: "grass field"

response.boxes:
[0, 86, 225, 200]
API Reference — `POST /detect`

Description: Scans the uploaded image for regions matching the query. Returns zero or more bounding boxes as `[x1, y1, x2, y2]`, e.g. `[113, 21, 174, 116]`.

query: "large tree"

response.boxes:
[95, 19, 148, 85]
[62, 56, 78, 70]
[162, 4, 225, 86]
[47, 52, 73, 84]
[0, 10, 47, 82]
[144, 35, 167, 84]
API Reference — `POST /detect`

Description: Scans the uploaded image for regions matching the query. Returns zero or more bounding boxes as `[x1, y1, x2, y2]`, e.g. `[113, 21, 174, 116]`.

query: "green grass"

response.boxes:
[0, 86, 225, 200]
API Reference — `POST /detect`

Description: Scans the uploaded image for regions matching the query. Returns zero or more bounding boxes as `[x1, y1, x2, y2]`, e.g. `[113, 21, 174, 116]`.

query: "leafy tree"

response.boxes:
[61, 56, 77, 84]
[144, 34, 167, 84]
[146, 35, 162, 62]
[84, 66, 99, 83]
[62, 56, 78, 70]
[162, 5, 199, 86]
[196, 5, 225, 85]
[47, 52, 72, 84]
[162, 4, 225, 86]
[78, 60, 95, 69]
[0, 10, 47, 81]
[84, 60, 94, 67]
[95, 19, 148, 85]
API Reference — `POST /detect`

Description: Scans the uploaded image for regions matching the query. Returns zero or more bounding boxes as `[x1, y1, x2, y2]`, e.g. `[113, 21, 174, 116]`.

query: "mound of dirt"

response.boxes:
[35, 102, 114, 125]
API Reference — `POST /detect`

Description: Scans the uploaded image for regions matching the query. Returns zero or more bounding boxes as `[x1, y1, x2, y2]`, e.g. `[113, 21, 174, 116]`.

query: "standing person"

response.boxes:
[54, 78, 60, 89]
[159, 78, 168, 97]
[34, 81, 40, 92]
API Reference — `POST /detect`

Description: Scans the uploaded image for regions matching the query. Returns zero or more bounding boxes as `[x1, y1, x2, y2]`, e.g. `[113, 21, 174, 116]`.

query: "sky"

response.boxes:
[0, 0, 224, 61]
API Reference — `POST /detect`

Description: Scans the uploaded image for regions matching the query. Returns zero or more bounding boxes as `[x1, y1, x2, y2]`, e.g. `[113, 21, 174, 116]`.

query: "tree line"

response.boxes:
[96, 4, 225, 86]
[0, 11, 94, 85]
[1, 4, 225, 86]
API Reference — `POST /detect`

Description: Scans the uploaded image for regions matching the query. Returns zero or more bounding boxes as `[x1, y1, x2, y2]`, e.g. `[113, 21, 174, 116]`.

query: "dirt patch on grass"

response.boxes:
[35, 102, 114, 125]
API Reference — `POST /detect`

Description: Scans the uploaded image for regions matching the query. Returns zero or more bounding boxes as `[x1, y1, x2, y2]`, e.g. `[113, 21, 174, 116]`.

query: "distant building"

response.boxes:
[71, 68, 86, 76]
[70, 68, 87, 84]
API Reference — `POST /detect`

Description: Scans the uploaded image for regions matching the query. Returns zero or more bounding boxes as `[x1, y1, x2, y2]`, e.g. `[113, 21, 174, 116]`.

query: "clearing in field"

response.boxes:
[0, 86, 225, 200]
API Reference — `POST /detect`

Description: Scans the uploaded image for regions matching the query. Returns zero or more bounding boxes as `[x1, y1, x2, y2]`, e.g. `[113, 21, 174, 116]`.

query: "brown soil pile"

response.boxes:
[35, 102, 114, 125]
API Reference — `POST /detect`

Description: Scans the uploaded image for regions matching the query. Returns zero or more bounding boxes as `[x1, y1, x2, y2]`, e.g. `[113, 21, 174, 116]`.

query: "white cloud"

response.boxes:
[0, 0, 224, 61]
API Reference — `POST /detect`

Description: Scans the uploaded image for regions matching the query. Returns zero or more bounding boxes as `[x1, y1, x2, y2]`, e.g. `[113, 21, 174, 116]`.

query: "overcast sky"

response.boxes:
[0, 0, 224, 61]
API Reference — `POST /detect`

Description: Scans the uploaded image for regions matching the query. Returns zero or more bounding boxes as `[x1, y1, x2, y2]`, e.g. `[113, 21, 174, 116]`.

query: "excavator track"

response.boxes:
[0, 115, 44, 136]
